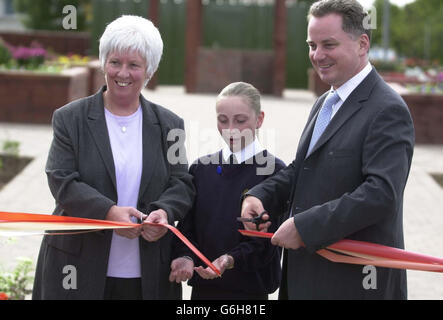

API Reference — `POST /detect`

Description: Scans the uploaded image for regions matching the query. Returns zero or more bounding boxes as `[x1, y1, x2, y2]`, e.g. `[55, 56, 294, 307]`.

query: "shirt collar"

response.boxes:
[333, 63, 373, 103]
[222, 139, 264, 164]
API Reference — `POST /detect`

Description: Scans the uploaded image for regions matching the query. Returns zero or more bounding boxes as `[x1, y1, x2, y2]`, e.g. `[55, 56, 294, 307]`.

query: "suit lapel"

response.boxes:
[86, 87, 117, 190]
[305, 69, 379, 158]
[297, 95, 327, 159]
[138, 97, 162, 199]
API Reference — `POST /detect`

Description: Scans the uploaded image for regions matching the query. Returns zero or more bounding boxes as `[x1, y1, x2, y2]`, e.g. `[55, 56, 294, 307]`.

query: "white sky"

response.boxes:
[358, 0, 416, 8]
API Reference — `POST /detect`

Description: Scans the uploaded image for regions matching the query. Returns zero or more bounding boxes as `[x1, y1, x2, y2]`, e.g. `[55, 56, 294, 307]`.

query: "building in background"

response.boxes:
[0, 0, 24, 31]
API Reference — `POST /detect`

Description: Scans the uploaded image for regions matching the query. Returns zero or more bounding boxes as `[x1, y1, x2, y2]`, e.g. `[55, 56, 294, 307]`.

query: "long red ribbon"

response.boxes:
[4, 211, 442, 275]
[238, 229, 443, 273]
[0, 211, 221, 276]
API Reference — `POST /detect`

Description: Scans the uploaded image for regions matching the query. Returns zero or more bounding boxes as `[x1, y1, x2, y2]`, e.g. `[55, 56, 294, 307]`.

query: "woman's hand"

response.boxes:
[193, 254, 234, 280]
[169, 257, 194, 283]
[105, 205, 145, 239]
[141, 209, 169, 242]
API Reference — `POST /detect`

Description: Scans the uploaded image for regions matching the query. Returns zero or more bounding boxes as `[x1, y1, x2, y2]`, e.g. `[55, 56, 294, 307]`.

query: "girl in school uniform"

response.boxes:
[169, 82, 286, 300]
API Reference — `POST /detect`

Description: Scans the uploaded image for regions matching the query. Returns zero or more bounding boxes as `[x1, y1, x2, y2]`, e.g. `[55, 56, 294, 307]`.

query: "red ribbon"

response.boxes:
[0, 211, 221, 276]
[143, 221, 221, 276]
[238, 229, 443, 273]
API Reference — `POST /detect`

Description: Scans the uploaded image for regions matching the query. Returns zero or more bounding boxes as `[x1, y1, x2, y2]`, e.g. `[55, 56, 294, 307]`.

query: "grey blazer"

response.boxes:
[247, 69, 415, 299]
[32, 87, 195, 299]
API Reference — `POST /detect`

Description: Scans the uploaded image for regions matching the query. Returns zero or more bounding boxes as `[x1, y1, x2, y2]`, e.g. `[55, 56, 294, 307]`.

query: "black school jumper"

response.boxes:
[175, 150, 286, 299]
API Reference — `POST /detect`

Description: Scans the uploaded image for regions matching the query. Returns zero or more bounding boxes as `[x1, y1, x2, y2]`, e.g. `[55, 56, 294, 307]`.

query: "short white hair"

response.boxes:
[99, 15, 163, 82]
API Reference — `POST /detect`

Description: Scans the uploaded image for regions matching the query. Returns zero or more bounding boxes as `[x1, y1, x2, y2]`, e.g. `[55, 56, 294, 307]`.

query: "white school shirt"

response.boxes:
[222, 139, 265, 164]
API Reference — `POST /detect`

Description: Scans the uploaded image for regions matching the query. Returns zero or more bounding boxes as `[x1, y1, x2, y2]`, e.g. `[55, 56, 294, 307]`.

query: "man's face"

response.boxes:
[307, 13, 369, 89]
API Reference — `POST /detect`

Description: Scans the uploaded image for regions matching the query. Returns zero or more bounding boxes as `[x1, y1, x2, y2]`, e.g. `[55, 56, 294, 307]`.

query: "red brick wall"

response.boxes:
[0, 30, 91, 56]
[87, 60, 105, 95]
[402, 94, 443, 144]
[195, 48, 274, 95]
[0, 67, 88, 123]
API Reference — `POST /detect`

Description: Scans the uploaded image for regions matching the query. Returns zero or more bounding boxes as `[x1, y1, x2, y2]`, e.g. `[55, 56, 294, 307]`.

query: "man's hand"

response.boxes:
[105, 205, 145, 239]
[169, 257, 194, 283]
[271, 217, 305, 250]
[141, 209, 169, 242]
[240, 196, 271, 232]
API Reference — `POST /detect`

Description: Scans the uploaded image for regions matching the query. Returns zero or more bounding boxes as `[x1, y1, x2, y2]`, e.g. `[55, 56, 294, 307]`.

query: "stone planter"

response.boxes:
[0, 30, 90, 56]
[87, 60, 105, 95]
[402, 93, 443, 144]
[0, 67, 88, 123]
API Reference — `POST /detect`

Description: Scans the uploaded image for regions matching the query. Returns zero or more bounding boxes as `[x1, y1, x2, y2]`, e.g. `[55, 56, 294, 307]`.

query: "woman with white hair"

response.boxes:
[32, 15, 195, 300]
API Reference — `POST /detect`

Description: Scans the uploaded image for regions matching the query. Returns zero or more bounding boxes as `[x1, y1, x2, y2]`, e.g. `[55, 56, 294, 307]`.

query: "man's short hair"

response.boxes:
[308, 0, 372, 41]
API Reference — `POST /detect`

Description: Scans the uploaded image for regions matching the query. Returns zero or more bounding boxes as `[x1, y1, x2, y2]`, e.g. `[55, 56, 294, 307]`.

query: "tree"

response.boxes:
[13, 0, 91, 31]
[371, 0, 443, 63]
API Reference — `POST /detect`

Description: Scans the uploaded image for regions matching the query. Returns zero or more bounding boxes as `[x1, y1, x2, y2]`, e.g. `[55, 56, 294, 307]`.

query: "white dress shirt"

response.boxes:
[330, 63, 373, 118]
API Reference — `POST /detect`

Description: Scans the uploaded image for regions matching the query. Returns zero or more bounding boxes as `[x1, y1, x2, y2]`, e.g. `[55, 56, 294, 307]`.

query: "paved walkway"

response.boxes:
[1, 86, 443, 299]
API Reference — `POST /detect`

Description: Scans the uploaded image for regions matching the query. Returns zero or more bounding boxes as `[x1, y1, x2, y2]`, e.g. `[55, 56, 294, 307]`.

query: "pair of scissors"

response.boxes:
[237, 211, 268, 231]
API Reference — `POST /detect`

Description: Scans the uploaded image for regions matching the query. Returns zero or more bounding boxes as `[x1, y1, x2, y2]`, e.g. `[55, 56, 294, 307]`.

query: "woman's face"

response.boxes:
[104, 50, 148, 102]
[216, 96, 264, 152]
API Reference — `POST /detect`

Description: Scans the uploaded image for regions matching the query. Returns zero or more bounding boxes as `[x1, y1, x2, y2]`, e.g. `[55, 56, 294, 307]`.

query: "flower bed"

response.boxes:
[0, 30, 90, 56]
[0, 67, 89, 123]
[0, 38, 104, 124]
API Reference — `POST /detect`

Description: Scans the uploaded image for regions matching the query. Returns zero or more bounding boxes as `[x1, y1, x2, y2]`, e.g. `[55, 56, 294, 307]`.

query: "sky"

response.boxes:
[358, 0, 416, 8]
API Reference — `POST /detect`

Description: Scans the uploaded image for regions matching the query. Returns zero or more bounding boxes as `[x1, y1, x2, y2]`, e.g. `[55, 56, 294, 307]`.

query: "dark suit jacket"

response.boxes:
[32, 86, 195, 299]
[247, 69, 414, 299]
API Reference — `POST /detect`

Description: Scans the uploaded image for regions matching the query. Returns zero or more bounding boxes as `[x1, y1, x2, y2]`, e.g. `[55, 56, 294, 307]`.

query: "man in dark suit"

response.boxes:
[240, 0, 414, 299]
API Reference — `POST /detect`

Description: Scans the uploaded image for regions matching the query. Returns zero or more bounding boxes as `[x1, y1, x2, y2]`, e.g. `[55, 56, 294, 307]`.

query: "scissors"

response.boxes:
[237, 211, 268, 231]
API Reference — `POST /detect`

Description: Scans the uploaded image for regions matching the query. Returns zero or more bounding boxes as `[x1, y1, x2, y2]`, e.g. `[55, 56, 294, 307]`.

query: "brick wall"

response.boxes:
[195, 48, 274, 94]
[87, 60, 105, 95]
[0, 67, 88, 123]
[0, 30, 91, 56]
[402, 94, 443, 144]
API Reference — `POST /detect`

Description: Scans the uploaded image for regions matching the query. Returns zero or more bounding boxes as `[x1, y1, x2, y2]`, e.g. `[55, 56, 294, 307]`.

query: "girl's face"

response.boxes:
[216, 96, 264, 152]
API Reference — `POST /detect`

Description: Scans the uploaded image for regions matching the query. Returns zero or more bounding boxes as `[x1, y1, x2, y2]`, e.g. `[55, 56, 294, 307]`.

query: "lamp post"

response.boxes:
[382, 0, 390, 61]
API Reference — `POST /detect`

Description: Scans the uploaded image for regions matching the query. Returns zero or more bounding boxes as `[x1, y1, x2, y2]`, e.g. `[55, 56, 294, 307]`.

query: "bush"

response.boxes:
[13, 0, 91, 31]
[0, 40, 12, 66]
[371, 60, 405, 73]
[0, 257, 34, 300]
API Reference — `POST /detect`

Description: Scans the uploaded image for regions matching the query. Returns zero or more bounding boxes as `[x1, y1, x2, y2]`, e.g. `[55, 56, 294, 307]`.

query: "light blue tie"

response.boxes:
[306, 91, 340, 156]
